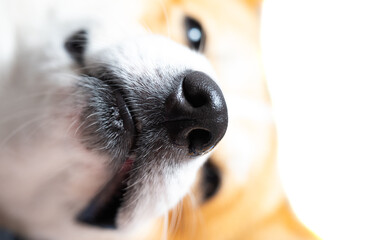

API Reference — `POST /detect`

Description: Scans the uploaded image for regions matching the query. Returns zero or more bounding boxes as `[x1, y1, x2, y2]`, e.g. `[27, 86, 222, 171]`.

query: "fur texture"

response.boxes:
[0, 0, 219, 239]
[0, 0, 319, 239]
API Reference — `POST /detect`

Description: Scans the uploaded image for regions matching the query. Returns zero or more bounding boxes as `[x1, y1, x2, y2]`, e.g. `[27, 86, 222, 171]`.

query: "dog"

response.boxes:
[0, 0, 318, 239]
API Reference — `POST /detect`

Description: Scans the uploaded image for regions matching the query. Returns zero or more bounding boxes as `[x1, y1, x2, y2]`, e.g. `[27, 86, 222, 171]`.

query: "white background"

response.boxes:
[261, 0, 369, 239]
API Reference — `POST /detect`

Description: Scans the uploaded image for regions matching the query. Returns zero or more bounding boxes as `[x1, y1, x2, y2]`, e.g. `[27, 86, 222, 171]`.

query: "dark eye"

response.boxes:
[184, 16, 206, 52]
[201, 160, 221, 202]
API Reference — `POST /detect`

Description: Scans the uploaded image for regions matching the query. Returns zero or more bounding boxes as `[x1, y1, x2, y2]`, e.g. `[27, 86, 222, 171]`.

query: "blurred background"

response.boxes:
[261, 0, 369, 239]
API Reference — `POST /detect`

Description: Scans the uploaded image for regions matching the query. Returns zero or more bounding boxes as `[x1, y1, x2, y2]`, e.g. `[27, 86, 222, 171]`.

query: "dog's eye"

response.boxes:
[184, 16, 206, 52]
[201, 160, 221, 202]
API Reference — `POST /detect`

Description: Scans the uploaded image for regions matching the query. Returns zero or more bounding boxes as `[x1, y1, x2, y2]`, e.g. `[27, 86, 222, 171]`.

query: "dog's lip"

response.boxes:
[77, 155, 135, 228]
[87, 70, 137, 148]
[113, 88, 136, 140]
[77, 74, 137, 228]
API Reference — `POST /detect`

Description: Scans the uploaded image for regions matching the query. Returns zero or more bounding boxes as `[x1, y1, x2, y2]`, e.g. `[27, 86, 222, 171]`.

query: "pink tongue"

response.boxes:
[77, 157, 134, 228]
[121, 157, 134, 173]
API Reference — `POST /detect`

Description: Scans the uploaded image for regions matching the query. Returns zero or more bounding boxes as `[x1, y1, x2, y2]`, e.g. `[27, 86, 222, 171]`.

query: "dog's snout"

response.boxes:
[165, 71, 228, 156]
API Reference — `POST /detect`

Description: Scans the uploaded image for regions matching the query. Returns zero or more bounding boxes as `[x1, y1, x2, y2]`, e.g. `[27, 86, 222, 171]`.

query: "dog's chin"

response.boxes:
[75, 146, 208, 234]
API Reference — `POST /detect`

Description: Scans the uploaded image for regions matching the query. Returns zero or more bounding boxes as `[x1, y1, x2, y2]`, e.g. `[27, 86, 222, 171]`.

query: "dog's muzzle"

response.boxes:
[77, 70, 227, 228]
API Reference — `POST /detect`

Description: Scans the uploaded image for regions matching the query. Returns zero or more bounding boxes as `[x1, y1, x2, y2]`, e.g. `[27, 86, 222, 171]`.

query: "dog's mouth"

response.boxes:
[77, 73, 137, 229]
[77, 156, 134, 228]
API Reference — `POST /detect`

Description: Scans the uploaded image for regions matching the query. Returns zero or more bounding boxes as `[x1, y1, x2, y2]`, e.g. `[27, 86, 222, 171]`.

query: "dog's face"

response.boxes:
[0, 1, 230, 239]
[0, 0, 280, 239]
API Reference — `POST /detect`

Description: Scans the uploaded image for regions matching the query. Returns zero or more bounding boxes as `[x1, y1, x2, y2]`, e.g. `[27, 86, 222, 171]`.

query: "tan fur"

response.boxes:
[139, 0, 319, 239]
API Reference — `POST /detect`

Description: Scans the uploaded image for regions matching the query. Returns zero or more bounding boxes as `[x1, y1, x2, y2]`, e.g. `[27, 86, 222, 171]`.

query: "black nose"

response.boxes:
[165, 71, 228, 156]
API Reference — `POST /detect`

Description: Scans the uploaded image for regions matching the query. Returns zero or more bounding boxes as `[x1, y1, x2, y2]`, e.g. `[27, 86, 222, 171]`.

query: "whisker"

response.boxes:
[169, 198, 183, 236]
[189, 190, 203, 237]
[162, 211, 169, 240]
[159, 0, 171, 39]
[0, 114, 50, 150]
[141, 21, 154, 34]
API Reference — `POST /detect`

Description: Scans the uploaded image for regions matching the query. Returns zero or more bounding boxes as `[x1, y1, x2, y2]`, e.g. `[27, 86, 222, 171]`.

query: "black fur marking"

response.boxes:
[65, 30, 88, 65]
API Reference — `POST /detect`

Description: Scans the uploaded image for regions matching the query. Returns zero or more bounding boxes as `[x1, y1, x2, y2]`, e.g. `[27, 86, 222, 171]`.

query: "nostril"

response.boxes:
[183, 80, 208, 108]
[188, 129, 212, 154]
[182, 71, 211, 108]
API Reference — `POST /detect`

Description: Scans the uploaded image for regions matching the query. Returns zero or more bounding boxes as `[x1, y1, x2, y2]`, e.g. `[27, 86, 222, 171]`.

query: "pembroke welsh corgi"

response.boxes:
[0, 0, 318, 239]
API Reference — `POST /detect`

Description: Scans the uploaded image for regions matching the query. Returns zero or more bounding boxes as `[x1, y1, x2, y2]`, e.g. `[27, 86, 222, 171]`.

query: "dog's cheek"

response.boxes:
[0, 121, 113, 228]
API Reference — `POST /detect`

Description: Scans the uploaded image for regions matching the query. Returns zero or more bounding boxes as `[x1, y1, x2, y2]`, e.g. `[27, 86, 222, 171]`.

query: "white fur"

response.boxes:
[0, 0, 217, 239]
